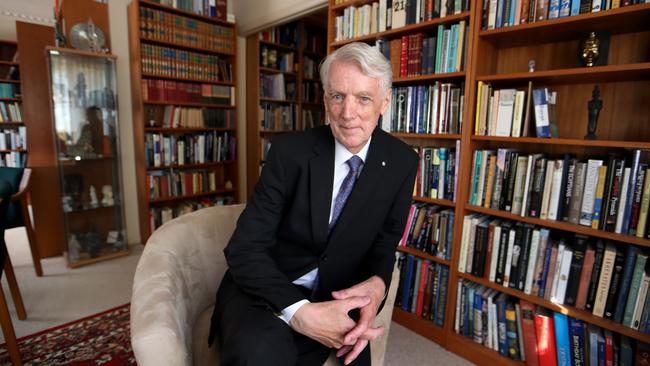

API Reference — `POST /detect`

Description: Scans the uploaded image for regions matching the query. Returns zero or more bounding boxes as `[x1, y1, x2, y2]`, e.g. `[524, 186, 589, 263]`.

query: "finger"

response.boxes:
[341, 296, 370, 312]
[336, 345, 352, 358]
[359, 326, 384, 341]
[344, 308, 373, 343]
[344, 339, 369, 365]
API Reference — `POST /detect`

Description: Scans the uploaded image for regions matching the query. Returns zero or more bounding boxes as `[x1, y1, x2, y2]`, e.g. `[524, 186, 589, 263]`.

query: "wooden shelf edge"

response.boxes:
[144, 127, 235, 133]
[66, 249, 131, 268]
[146, 161, 235, 170]
[259, 39, 298, 51]
[141, 72, 234, 85]
[447, 332, 525, 366]
[393, 71, 466, 83]
[413, 196, 456, 207]
[392, 307, 447, 346]
[331, 12, 471, 46]
[149, 188, 237, 204]
[140, 36, 235, 56]
[139, 0, 235, 27]
[143, 100, 235, 108]
[396, 246, 451, 266]
[471, 135, 650, 149]
[457, 272, 650, 344]
[259, 67, 297, 75]
[477, 62, 650, 83]
[392, 133, 461, 139]
[0, 61, 18, 66]
[464, 205, 650, 247]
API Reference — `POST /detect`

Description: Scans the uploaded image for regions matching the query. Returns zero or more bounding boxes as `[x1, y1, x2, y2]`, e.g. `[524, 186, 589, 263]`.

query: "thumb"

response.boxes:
[360, 326, 384, 341]
[331, 289, 348, 300]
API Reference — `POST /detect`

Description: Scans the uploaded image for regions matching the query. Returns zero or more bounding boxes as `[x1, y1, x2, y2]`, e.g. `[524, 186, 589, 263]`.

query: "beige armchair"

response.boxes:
[131, 204, 400, 366]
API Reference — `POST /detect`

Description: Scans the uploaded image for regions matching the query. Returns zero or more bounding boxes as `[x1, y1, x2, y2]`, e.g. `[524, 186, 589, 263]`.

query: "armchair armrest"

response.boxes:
[11, 168, 31, 203]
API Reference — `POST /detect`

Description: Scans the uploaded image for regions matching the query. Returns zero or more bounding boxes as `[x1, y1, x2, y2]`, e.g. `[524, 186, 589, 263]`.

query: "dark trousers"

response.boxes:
[210, 272, 371, 366]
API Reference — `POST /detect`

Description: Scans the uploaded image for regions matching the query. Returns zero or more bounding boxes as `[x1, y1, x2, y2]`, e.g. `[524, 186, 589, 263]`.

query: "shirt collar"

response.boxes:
[334, 136, 371, 168]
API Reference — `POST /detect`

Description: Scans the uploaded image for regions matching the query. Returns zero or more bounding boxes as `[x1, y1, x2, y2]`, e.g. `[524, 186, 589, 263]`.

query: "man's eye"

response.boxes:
[360, 96, 371, 104]
[331, 95, 343, 102]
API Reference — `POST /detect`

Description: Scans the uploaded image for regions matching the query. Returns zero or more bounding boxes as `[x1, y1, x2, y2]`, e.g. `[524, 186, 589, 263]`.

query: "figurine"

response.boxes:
[585, 85, 602, 140]
[528, 60, 536, 73]
[68, 234, 82, 262]
[580, 32, 601, 67]
[89, 185, 98, 207]
[86, 224, 102, 258]
[101, 185, 114, 206]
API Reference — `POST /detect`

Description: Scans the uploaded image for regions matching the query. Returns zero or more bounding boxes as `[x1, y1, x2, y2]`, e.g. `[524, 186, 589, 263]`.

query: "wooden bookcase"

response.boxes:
[128, 0, 239, 244]
[246, 16, 327, 197]
[0, 40, 25, 167]
[328, 1, 650, 365]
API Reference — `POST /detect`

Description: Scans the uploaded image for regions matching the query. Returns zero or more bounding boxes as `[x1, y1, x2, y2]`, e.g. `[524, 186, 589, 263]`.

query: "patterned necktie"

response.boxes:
[329, 155, 363, 232]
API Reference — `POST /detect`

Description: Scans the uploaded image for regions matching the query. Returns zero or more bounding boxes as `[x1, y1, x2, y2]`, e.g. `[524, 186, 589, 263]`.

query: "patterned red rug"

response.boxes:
[0, 304, 134, 365]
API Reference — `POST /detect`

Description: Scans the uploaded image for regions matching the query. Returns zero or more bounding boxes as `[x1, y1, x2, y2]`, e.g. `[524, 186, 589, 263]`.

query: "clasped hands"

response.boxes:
[289, 276, 386, 365]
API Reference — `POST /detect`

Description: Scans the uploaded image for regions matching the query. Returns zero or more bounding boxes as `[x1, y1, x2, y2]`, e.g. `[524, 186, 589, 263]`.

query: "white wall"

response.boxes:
[234, 0, 326, 36]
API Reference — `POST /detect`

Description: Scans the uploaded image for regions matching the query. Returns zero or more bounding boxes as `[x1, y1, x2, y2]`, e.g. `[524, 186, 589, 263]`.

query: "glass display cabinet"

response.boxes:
[47, 48, 128, 267]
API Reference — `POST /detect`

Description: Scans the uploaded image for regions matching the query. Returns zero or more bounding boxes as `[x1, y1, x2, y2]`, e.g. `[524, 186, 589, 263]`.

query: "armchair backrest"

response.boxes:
[0, 167, 25, 230]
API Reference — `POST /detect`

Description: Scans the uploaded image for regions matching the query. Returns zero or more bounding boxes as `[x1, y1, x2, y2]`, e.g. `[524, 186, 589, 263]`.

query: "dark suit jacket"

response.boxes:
[223, 125, 418, 313]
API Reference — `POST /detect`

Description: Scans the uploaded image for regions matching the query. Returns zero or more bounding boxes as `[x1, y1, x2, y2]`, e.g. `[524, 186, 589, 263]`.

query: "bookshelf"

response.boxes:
[0, 40, 25, 168]
[245, 14, 328, 197]
[128, 0, 239, 244]
[328, 0, 650, 364]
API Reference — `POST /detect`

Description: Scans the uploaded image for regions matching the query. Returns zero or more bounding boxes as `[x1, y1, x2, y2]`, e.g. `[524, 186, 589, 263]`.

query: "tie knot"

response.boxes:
[347, 155, 363, 174]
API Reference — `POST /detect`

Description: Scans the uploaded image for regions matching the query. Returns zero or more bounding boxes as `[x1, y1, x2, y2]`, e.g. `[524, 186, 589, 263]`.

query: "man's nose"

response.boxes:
[341, 98, 356, 120]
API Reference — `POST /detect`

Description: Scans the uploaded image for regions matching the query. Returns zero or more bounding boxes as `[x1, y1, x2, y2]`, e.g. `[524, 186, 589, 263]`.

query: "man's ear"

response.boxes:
[380, 88, 391, 115]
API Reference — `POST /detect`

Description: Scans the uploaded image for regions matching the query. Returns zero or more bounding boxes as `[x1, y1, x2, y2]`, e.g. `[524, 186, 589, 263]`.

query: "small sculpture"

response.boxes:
[528, 60, 536, 73]
[89, 185, 98, 207]
[68, 234, 82, 261]
[101, 185, 114, 206]
[585, 85, 602, 140]
[580, 32, 601, 67]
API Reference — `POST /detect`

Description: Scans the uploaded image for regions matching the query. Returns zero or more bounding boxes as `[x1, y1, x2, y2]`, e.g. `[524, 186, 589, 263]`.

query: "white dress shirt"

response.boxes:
[278, 136, 371, 324]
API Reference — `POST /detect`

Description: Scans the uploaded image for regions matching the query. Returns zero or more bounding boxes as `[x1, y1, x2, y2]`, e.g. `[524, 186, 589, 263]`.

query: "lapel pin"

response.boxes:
[381, 161, 386, 167]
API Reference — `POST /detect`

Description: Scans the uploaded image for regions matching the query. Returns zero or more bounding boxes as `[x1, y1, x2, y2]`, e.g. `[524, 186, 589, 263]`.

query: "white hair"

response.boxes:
[319, 42, 392, 95]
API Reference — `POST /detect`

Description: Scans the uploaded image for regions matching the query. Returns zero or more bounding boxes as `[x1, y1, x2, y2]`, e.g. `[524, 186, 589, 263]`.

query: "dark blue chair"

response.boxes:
[0, 178, 23, 365]
[0, 167, 42, 277]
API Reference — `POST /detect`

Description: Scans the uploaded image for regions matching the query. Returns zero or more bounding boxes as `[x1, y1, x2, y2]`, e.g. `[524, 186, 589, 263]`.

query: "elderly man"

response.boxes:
[209, 42, 418, 366]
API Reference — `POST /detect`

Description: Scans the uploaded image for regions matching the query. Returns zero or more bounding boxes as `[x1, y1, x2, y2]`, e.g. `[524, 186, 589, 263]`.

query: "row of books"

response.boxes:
[334, 0, 470, 41]
[396, 253, 449, 326]
[149, 195, 235, 232]
[302, 27, 326, 55]
[303, 56, 320, 79]
[260, 46, 296, 73]
[0, 151, 25, 167]
[138, 6, 234, 53]
[0, 127, 26, 150]
[148, 0, 228, 20]
[259, 103, 297, 132]
[459, 216, 650, 331]
[0, 83, 17, 99]
[400, 203, 455, 260]
[140, 44, 233, 82]
[302, 81, 322, 103]
[481, 0, 647, 30]
[260, 74, 296, 101]
[0, 101, 22, 122]
[470, 149, 650, 238]
[381, 83, 464, 135]
[303, 109, 323, 130]
[413, 144, 460, 201]
[376, 22, 467, 77]
[145, 132, 235, 168]
[141, 79, 235, 106]
[156, 105, 234, 129]
[258, 23, 299, 48]
[147, 169, 218, 199]
[475, 82, 556, 138]
[455, 279, 649, 366]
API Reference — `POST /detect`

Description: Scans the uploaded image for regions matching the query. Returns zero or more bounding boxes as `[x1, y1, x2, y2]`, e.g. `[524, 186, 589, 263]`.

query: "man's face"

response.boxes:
[324, 61, 390, 154]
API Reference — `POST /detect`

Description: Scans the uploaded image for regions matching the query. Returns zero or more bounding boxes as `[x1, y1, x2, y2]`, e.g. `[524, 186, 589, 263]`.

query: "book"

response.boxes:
[553, 312, 571, 366]
[568, 317, 586, 366]
[564, 235, 587, 307]
[532, 88, 551, 138]
[534, 307, 558, 366]
[592, 242, 617, 317]
[519, 300, 538, 366]
[603, 246, 625, 319]
[613, 245, 639, 323]
[575, 242, 595, 310]
[579, 159, 603, 226]
[623, 252, 648, 327]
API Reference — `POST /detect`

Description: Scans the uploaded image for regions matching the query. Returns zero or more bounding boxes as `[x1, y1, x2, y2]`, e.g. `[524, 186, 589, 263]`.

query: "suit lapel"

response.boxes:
[328, 128, 391, 244]
[309, 129, 335, 248]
